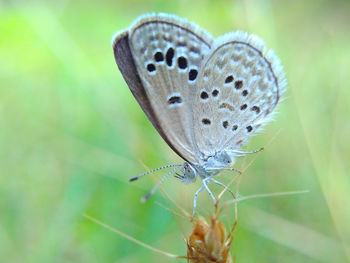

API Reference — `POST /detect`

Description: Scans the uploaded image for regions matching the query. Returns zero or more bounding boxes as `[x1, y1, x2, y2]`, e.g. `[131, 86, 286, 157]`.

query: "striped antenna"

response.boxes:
[141, 166, 182, 203]
[129, 164, 183, 182]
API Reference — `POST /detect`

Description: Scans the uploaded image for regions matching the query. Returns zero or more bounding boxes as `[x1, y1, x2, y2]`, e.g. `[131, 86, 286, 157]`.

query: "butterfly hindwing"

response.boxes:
[193, 32, 286, 157]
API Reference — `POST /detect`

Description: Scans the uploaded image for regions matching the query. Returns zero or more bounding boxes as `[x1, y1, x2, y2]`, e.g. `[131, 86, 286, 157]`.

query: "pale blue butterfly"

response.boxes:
[112, 13, 286, 215]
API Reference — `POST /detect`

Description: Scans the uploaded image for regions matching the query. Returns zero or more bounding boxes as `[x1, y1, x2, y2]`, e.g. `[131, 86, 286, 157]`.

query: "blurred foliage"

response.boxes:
[1, 0, 350, 262]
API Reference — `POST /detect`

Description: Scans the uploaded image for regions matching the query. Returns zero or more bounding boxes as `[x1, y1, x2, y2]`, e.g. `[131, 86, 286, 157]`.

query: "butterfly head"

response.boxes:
[178, 162, 198, 184]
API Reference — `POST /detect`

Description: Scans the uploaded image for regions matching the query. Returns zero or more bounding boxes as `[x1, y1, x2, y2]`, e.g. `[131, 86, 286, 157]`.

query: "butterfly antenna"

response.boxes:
[227, 147, 264, 157]
[141, 166, 182, 203]
[129, 164, 183, 182]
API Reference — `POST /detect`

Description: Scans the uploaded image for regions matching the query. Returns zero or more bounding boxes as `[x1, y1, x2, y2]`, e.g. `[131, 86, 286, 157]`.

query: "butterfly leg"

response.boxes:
[193, 185, 205, 217]
[206, 167, 241, 174]
[209, 178, 235, 195]
[202, 177, 216, 204]
[227, 147, 264, 157]
[209, 178, 227, 188]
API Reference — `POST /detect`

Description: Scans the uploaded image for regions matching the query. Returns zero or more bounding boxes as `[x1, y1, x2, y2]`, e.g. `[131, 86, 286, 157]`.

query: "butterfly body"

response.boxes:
[180, 150, 238, 182]
[112, 13, 286, 212]
[180, 162, 220, 183]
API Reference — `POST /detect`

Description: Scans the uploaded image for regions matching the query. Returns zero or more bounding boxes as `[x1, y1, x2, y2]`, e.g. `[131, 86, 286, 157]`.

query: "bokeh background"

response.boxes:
[1, 0, 350, 262]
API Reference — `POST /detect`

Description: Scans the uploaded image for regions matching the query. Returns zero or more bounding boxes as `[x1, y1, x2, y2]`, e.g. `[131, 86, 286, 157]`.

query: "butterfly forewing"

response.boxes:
[194, 32, 285, 157]
[126, 14, 213, 164]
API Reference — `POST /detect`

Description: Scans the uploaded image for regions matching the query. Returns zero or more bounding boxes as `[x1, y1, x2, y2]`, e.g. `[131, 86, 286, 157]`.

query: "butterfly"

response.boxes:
[111, 13, 286, 214]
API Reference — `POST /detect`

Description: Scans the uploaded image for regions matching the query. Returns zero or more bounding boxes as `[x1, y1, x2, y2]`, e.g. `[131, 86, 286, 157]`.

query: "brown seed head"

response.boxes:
[187, 217, 233, 263]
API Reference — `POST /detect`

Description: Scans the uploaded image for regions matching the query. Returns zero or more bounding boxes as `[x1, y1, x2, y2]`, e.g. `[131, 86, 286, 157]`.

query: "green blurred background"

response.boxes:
[1, 0, 350, 262]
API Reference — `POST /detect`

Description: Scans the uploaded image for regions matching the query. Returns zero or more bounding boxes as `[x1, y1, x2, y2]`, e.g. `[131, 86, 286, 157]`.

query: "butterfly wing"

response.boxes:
[113, 30, 180, 157]
[193, 32, 286, 158]
[112, 14, 213, 164]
